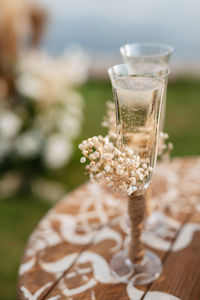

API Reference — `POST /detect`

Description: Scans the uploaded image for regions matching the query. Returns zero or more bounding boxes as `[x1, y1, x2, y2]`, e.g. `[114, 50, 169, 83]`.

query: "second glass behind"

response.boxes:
[120, 42, 173, 131]
[120, 42, 173, 67]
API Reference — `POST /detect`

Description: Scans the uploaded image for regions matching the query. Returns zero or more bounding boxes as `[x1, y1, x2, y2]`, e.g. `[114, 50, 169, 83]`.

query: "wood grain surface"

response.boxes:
[17, 157, 200, 300]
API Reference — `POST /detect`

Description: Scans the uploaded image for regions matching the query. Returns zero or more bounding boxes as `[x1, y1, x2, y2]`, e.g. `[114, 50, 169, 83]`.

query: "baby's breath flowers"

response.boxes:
[102, 101, 116, 139]
[158, 132, 173, 158]
[79, 135, 153, 195]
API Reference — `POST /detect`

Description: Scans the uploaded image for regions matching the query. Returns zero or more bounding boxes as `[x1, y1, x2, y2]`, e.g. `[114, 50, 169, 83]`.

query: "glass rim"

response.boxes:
[108, 63, 170, 81]
[120, 42, 174, 58]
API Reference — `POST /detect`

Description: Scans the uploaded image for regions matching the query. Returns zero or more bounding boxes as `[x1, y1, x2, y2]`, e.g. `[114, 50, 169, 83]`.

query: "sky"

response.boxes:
[39, 0, 200, 63]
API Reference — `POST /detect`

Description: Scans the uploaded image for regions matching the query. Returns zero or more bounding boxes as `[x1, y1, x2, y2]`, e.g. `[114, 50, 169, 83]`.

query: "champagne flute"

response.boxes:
[108, 63, 169, 284]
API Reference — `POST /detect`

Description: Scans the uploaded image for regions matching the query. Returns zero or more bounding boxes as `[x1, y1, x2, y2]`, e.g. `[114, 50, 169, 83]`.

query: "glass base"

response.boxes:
[145, 211, 169, 237]
[110, 249, 162, 285]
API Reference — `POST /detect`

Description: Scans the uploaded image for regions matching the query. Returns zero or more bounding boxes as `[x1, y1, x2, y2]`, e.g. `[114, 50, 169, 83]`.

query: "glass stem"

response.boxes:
[128, 191, 146, 264]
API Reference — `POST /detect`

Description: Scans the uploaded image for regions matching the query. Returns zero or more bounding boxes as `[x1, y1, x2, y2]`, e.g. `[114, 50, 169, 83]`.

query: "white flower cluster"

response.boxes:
[158, 132, 173, 158]
[0, 48, 89, 170]
[79, 135, 153, 195]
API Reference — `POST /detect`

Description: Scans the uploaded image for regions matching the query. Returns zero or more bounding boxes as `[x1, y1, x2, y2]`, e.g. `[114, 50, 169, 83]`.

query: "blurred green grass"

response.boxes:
[0, 78, 200, 299]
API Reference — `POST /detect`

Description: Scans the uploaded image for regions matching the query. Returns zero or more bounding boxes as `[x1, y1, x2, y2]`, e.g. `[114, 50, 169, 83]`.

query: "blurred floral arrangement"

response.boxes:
[0, 50, 89, 171]
[0, 0, 90, 199]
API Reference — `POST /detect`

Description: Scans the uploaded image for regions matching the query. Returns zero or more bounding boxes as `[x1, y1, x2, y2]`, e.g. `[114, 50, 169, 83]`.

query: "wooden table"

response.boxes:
[18, 157, 200, 300]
